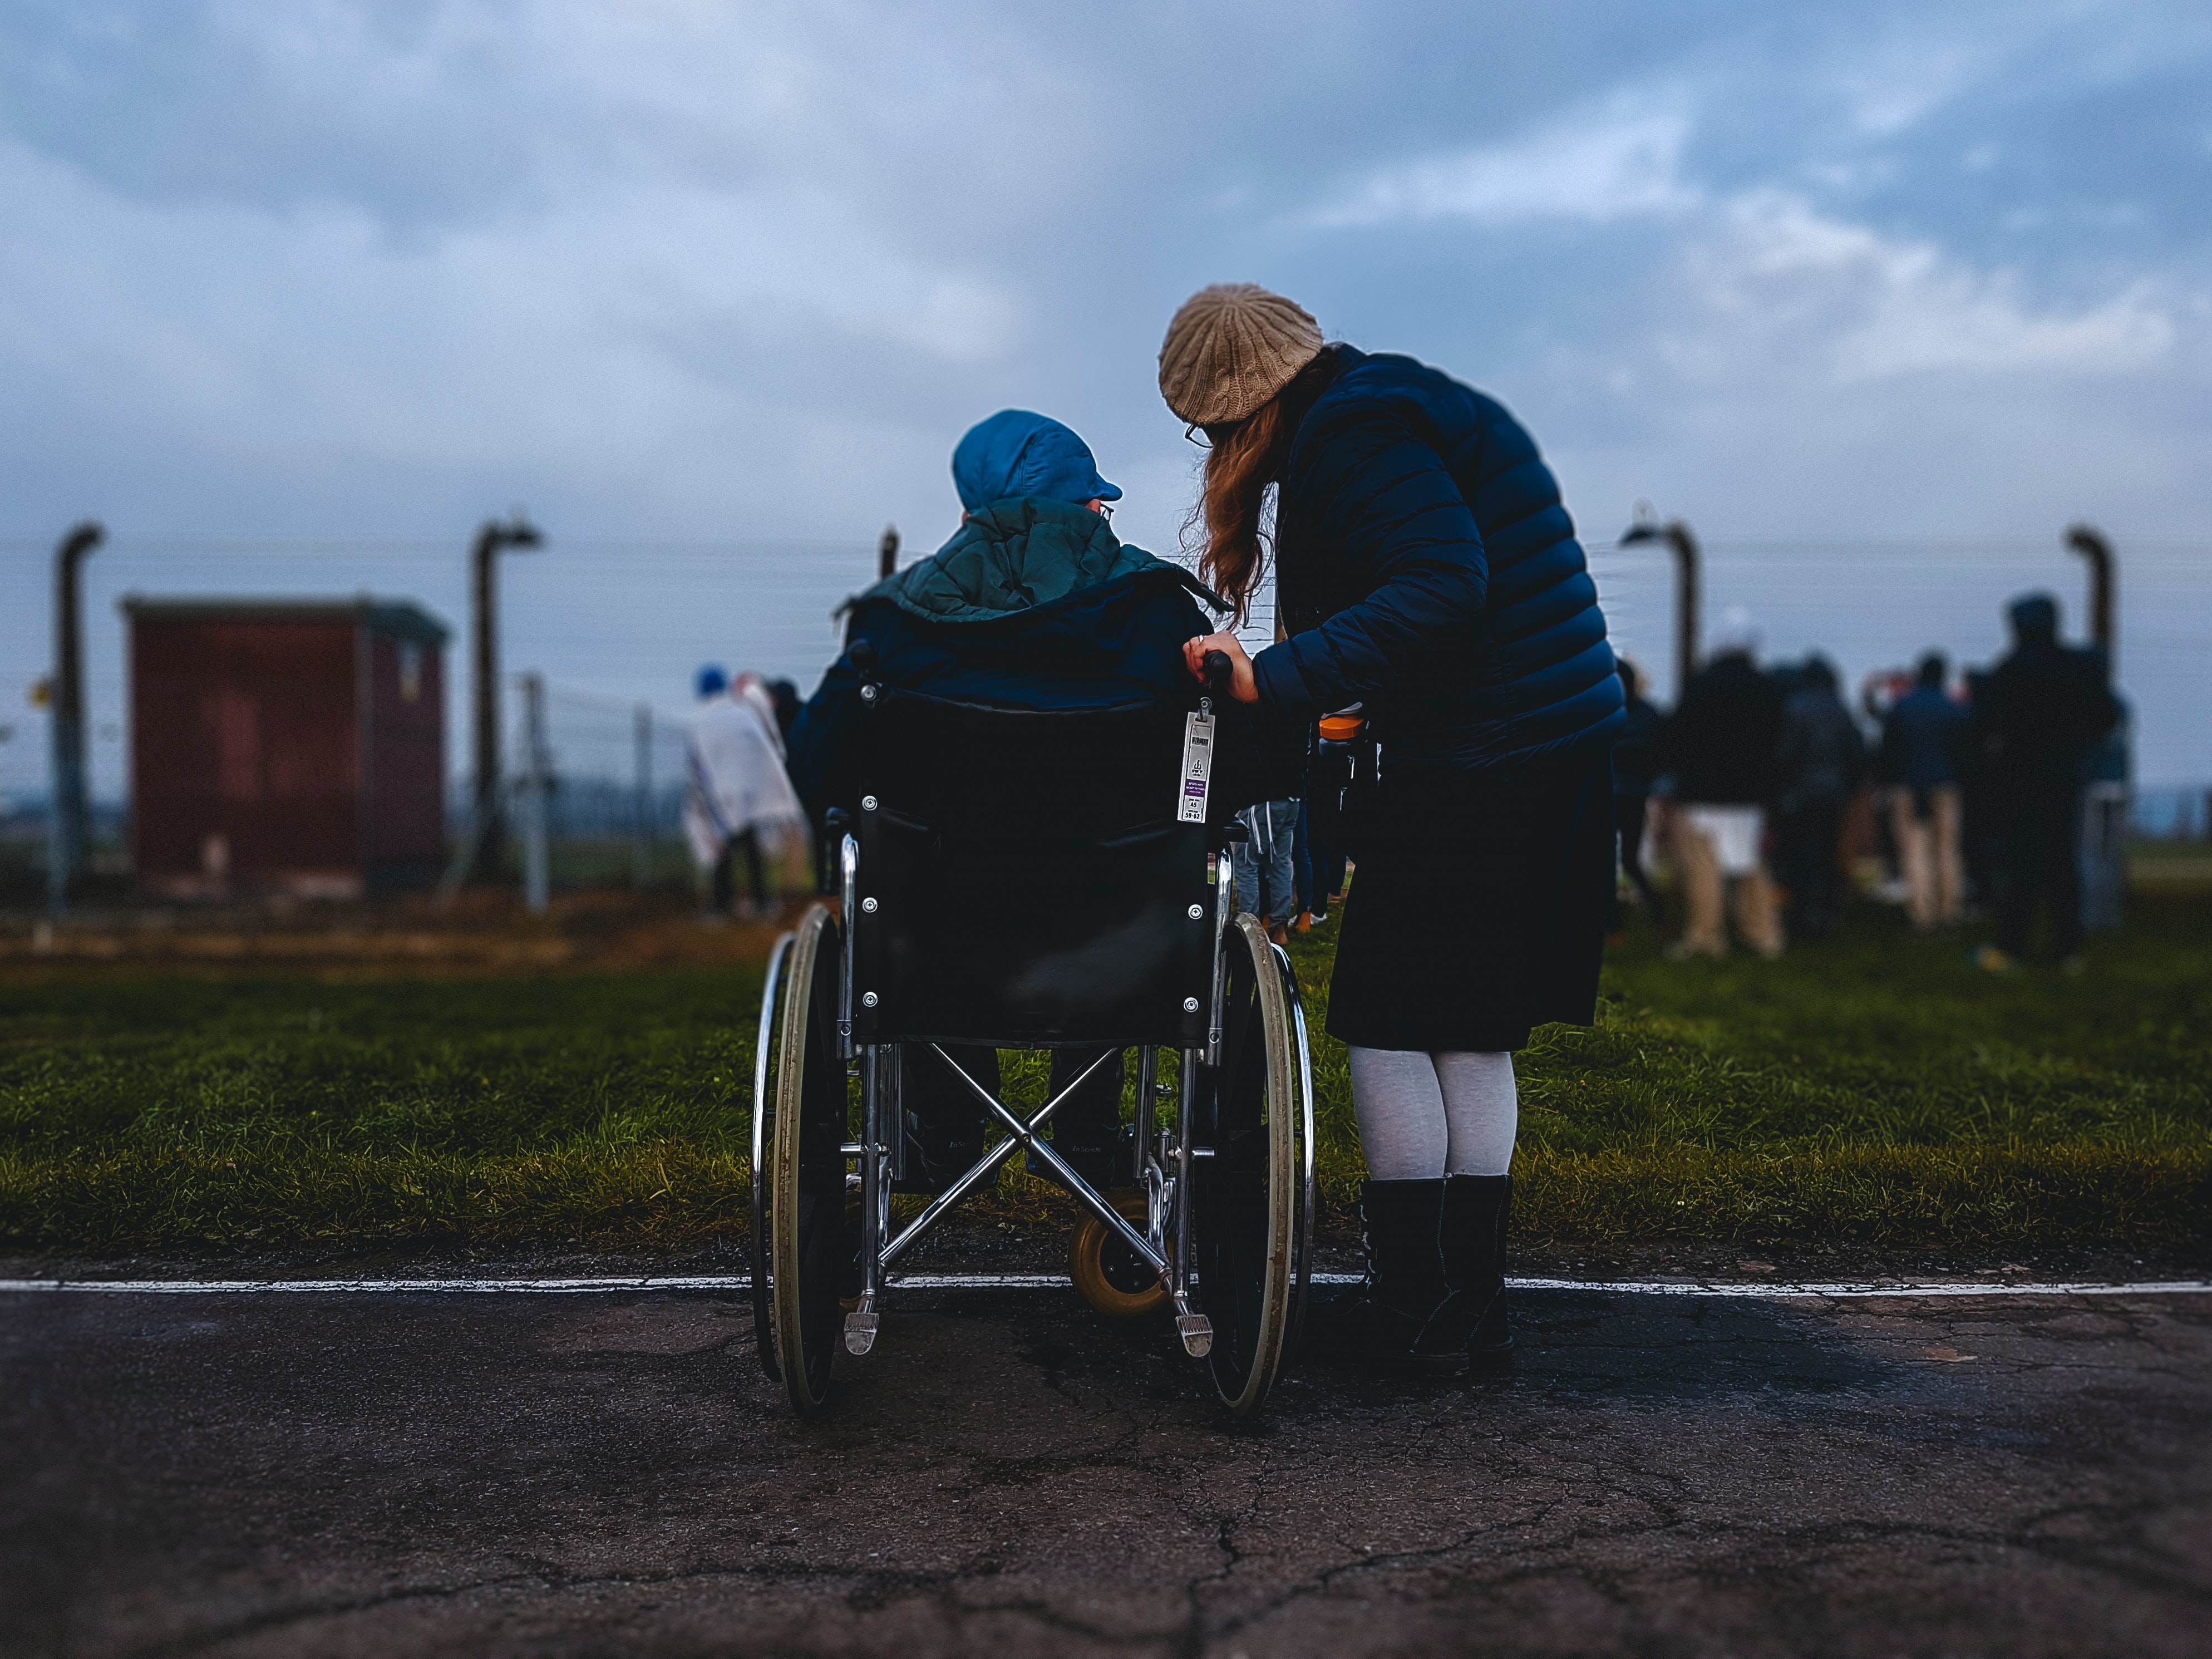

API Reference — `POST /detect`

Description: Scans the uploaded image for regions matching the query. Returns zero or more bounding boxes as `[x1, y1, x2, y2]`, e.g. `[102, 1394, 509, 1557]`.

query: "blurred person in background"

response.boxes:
[1880, 652, 1970, 932]
[1958, 666, 2000, 914]
[1859, 667, 1915, 904]
[1296, 717, 1357, 934]
[1235, 797, 1299, 946]
[765, 677, 802, 745]
[1973, 594, 2120, 972]
[1772, 655, 1864, 941]
[760, 676, 809, 881]
[1663, 609, 1785, 959]
[1161, 284, 1623, 1370]
[1291, 797, 1337, 933]
[686, 664, 804, 920]
[731, 671, 785, 755]
[1609, 656, 1665, 936]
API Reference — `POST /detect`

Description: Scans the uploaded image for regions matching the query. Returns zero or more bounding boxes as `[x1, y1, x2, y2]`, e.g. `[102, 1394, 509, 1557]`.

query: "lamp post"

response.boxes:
[2066, 524, 2115, 672]
[467, 514, 543, 883]
[49, 520, 104, 915]
[1619, 504, 1701, 702]
[2066, 525, 2126, 934]
[632, 702, 653, 893]
[518, 671, 550, 915]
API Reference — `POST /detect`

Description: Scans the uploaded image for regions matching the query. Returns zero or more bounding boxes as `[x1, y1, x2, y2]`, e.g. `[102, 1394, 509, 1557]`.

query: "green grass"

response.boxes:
[3, 895, 2208, 1253]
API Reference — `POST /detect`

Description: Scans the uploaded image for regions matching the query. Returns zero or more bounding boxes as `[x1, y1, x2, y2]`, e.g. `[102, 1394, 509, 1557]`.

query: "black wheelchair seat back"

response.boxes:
[849, 686, 1215, 1048]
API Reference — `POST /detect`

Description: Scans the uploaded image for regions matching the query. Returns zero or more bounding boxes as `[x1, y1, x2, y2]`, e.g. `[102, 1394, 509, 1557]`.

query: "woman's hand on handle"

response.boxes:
[1183, 633, 1259, 703]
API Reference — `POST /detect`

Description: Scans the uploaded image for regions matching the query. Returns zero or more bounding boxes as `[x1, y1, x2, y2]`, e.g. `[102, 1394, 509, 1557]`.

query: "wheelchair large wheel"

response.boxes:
[1190, 913, 1316, 1416]
[748, 929, 796, 1383]
[766, 902, 853, 1417]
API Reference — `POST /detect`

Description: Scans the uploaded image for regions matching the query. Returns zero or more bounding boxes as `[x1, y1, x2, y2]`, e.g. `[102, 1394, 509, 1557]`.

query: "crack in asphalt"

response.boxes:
[117, 1553, 1063, 1659]
[14, 1289, 2210, 1657]
[1180, 1493, 2212, 1650]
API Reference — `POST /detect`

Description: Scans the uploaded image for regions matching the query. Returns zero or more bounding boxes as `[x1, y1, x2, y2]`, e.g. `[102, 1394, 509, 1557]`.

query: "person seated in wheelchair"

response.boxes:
[787, 408, 1258, 1195]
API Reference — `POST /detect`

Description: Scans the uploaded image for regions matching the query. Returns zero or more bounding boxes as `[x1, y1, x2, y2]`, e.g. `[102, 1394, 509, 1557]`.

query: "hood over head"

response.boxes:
[854, 497, 1218, 626]
[951, 410, 1120, 511]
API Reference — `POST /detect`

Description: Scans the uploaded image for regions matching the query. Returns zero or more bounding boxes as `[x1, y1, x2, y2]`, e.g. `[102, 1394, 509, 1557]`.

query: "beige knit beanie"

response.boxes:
[1157, 283, 1324, 427]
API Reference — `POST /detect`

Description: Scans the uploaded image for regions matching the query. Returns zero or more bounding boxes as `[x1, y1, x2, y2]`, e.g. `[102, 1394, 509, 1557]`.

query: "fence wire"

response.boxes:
[6, 529, 2211, 889]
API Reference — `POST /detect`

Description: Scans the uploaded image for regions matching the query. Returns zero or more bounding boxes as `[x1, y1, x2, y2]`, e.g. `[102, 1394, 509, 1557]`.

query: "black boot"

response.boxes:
[1413, 1174, 1513, 1366]
[1316, 1179, 1447, 1366]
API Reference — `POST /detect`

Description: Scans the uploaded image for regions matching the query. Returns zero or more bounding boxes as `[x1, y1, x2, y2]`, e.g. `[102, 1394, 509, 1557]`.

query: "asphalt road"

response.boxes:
[5, 1281, 2209, 1658]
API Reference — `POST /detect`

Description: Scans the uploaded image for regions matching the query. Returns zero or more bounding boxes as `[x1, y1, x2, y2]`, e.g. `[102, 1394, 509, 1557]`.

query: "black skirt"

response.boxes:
[1326, 747, 1614, 1053]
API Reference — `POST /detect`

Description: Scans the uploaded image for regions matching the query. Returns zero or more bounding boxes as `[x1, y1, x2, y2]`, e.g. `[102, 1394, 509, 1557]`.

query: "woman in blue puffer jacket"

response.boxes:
[1160, 284, 1624, 1368]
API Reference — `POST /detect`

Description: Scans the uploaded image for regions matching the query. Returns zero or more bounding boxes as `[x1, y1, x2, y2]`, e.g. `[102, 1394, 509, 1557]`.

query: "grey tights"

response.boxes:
[1347, 1047, 1517, 1180]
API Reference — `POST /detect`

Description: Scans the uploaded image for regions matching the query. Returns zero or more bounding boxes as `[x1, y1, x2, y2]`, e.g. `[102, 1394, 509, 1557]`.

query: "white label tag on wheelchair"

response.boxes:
[1176, 711, 1215, 823]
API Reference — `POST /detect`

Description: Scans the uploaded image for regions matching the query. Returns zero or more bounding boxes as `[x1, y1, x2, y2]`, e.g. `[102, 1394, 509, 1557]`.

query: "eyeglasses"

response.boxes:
[1184, 421, 1242, 450]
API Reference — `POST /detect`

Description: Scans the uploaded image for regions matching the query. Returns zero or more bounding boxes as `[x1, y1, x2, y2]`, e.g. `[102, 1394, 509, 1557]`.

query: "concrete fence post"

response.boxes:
[632, 702, 652, 892]
[49, 521, 104, 916]
[520, 672, 550, 915]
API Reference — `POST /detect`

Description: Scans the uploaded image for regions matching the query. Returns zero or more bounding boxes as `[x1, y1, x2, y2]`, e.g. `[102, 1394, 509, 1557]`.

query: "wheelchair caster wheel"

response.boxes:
[1069, 1195, 1169, 1320]
[844, 1311, 879, 1356]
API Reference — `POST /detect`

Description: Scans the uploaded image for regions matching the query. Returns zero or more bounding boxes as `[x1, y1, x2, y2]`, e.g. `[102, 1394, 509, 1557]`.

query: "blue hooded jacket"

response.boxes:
[1257, 348, 1623, 781]
[786, 496, 1246, 821]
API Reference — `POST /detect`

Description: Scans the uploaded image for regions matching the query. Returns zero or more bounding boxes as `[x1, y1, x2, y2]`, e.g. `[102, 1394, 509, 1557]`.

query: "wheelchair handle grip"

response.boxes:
[1201, 649, 1234, 698]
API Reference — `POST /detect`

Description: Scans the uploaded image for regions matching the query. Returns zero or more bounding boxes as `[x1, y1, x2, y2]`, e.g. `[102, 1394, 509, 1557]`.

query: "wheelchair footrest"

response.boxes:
[844, 1311, 879, 1356]
[1176, 1313, 1213, 1358]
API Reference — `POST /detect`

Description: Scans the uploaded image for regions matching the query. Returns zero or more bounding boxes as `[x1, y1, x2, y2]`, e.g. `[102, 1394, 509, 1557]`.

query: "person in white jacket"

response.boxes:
[685, 665, 804, 918]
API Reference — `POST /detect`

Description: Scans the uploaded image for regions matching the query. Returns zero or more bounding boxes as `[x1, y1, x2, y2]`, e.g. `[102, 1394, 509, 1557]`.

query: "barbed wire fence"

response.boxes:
[548, 680, 692, 888]
[448, 678, 700, 905]
[4, 529, 2210, 908]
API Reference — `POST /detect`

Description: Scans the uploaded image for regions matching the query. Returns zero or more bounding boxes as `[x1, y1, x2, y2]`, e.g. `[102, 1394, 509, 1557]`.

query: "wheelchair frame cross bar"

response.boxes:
[930, 1043, 1213, 1357]
[875, 1042, 1126, 1272]
[963, 1060, 1177, 1287]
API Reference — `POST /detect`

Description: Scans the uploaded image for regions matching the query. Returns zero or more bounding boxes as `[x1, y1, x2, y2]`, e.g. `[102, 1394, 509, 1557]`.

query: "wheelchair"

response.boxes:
[748, 662, 1317, 1418]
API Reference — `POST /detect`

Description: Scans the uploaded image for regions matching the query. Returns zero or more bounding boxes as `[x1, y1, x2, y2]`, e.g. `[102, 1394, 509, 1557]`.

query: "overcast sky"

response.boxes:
[3, 0, 2208, 795]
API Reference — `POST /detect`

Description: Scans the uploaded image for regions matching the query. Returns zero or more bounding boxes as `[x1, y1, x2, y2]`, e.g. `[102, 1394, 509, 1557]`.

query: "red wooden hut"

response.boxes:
[121, 597, 451, 898]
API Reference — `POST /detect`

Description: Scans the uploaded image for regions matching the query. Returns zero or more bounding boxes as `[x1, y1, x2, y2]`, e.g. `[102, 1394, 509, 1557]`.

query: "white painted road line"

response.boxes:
[1, 1275, 2207, 1299]
[1510, 1278, 2212, 1299]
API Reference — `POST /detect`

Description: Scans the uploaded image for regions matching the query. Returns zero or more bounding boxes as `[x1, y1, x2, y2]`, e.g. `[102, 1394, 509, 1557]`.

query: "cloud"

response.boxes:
[1827, 33, 1987, 136]
[1304, 101, 1698, 228]
[0, 111, 1026, 535]
[3, 0, 2210, 786]
[1687, 191, 2177, 382]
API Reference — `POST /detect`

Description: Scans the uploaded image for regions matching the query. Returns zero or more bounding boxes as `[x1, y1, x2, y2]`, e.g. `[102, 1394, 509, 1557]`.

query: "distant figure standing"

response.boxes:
[1772, 656, 1864, 940]
[1880, 652, 1969, 931]
[764, 677, 803, 745]
[685, 664, 804, 919]
[1234, 798, 1299, 946]
[1664, 613, 1785, 959]
[1974, 595, 2120, 971]
[1609, 658, 1664, 932]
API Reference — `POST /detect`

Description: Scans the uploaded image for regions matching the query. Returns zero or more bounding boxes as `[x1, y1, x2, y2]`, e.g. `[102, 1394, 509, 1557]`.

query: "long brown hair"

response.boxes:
[1183, 347, 1341, 622]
